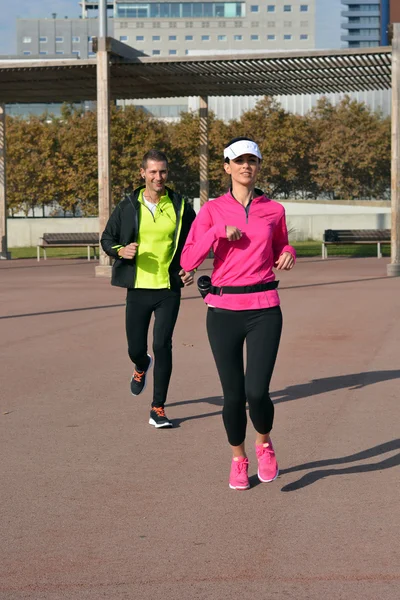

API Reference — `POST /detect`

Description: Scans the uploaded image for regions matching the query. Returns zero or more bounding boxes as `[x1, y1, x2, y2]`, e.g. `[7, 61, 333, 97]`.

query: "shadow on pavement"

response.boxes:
[280, 439, 400, 492]
[272, 371, 400, 404]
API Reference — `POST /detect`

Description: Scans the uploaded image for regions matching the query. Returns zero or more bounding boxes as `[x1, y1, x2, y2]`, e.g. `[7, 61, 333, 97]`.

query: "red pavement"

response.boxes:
[0, 257, 399, 599]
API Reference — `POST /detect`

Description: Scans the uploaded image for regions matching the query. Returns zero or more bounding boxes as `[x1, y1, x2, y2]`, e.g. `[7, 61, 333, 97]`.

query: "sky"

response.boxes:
[0, 0, 81, 55]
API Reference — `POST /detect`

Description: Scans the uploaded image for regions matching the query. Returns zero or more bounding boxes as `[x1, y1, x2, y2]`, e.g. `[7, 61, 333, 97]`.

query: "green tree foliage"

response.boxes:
[310, 96, 391, 199]
[6, 115, 60, 216]
[5, 96, 390, 218]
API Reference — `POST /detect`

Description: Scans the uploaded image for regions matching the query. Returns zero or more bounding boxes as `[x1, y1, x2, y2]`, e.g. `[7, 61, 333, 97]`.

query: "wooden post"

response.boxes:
[95, 0, 112, 277]
[199, 96, 209, 207]
[388, 23, 400, 276]
[0, 105, 10, 260]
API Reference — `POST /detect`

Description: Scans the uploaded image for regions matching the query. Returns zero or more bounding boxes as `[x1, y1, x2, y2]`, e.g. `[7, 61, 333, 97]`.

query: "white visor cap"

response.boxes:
[224, 140, 262, 161]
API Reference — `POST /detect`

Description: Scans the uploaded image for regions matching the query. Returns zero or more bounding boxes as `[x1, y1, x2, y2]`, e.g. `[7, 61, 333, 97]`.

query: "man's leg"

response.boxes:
[126, 290, 153, 395]
[151, 289, 181, 408]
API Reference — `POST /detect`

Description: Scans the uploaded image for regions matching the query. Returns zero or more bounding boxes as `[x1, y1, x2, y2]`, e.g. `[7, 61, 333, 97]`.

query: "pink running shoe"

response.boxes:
[229, 457, 250, 490]
[256, 441, 279, 483]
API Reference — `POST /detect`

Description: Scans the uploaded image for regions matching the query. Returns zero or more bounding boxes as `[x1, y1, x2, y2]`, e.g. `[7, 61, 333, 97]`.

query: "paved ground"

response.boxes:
[1, 256, 399, 600]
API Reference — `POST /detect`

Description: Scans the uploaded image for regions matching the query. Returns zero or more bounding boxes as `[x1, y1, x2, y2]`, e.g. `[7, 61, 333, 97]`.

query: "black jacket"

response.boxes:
[101, 186, 196, 289]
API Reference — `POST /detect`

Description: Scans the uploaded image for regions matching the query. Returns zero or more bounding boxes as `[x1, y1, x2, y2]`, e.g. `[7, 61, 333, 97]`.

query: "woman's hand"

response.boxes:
[225, 226, 242, 242]
[118, 243, 138, 259]
[275, 251, 295, 270]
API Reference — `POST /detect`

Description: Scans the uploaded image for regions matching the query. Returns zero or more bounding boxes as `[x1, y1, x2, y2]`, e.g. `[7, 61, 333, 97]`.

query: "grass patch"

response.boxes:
[9, 242, 390, 260]
[293, 241, 390, 258]
[10, 247, 97, 260]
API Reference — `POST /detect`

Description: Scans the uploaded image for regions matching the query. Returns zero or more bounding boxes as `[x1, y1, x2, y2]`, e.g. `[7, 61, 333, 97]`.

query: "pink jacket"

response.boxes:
[181, 190, 296, 310]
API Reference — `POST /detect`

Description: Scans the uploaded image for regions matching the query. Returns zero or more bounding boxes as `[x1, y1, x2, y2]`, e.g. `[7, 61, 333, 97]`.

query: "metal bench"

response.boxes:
[322, 229, 391, 260]
[37, 233, 99, 261]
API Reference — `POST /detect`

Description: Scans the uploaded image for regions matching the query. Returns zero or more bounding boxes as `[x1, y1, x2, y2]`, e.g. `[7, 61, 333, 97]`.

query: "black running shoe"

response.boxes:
[149, 407, 173, 428]
[130, 354, 153, 396]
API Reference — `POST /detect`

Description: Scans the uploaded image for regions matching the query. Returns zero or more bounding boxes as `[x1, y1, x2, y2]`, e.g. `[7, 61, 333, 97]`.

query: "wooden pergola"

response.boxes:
[0, 20, 399, 276]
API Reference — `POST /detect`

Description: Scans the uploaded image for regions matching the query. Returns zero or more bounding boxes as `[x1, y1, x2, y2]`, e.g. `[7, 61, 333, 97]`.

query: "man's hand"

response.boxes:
[275, 251, 295, 270]
[118, 243, 138, 259]
[179, 269, 195, 286]
[226, 226, 242, 242]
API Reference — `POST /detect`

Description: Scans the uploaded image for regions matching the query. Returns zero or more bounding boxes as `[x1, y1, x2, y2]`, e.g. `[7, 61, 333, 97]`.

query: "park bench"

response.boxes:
[37, 233, 99, 261]
[322, 229, 391, 259]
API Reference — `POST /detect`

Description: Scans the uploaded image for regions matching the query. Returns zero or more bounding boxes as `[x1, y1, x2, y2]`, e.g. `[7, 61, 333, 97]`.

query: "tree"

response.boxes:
[6, 115, 60, 216]
[310, 96, 390, 199]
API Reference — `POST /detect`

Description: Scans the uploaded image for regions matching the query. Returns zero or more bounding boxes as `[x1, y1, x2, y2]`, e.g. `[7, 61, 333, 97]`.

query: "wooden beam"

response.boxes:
[0, 104, 10, 260]
[199, 96, 209, 207]
[388, 23, 400, 276]
[95, 49, 112, 276]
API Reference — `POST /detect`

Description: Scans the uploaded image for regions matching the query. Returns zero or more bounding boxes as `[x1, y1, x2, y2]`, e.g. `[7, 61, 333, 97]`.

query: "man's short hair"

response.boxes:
[141, 150, 169, 169]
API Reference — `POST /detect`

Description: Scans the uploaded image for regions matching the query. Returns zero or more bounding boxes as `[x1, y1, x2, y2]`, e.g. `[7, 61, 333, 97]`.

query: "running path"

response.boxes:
[0, 257, 399, 599]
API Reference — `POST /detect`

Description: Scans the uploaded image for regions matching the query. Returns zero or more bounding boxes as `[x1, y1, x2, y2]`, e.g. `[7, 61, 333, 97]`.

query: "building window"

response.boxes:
[116, 2, 245, 19]
[201, 35, 210, 41]
[300, 34, 308, 40]
[136, 36, 144, 41]
[137, 22, 144, 28]
[119, 35, 128, 41]
[251, 21, 259, 27]
[283, 5, 292, 11]
[152, 35, 161, 41]
[169, 22, 177, 27]
[169, 35, 177, 40]
[88, 36, 94, 42]
[234, 34, 243, 40]
[23, 50, 31, 55]
[300, 4, 308, 11]
[250, 5, 259, 12]
[267, 5, 275, 11]
[219, 21, 226, 27]
[218, 35, 227, 41]
[39, 51, 48, 55]
[72, 36, 80, 43]
[185, 35, 193, 40]
[202, 21, 210, 27]
[56, 37, 64, 42]
[267, 34, 276, 40]
[22, 37, 32, 44]
[89, 52, 96, 56]
[235, 20, 243, 27]
[268, 21, 276, 27]
[56, 51, 64, 55]
[186, 21, 193, 27]
[251, 34, 259, 41]
[284, 21, 292, 27]
[152, 49, 161, 55]
[185, 49, 189, 54]
[284, 34, 292, 40]
[39, 37, 47, 43]
[300, 21, 308, 27]
[153, 22, 161, 28]
[72, 50, 80, 56]
[169, 49, 177, 55]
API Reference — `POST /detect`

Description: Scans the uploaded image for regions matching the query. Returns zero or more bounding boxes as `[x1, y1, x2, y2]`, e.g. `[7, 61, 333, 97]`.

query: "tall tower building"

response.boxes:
[341, 0, 390, 48]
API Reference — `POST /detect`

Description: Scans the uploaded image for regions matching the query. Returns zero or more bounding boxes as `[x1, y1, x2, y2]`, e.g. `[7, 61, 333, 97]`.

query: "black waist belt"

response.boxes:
[209, 281, 279, 295]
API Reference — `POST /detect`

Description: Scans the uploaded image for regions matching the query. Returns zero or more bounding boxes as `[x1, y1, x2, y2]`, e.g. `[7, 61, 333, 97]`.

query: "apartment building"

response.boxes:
[16, 15, 113, 59]
[341, 1, 389, 48]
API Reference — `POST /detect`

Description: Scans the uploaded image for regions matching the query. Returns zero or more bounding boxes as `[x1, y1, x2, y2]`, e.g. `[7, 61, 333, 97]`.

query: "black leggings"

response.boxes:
[126, 288, 181, 408]
[206, 306, 282, 447]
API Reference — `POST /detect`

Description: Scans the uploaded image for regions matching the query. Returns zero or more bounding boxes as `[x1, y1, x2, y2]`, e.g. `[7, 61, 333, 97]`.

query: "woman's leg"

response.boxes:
[206, 308, 247, 455]
[244, 306, 283, 437]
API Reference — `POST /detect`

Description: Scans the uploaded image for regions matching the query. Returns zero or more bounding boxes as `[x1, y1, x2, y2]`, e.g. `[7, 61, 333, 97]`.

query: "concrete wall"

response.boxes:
[8, 217, 99, 247]
[7, 210, 391, 247]
[286, 213, 391, 241]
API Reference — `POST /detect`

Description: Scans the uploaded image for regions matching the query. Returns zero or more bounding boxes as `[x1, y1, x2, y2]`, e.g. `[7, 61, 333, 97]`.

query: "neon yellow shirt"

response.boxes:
[135, 190, 177, 288]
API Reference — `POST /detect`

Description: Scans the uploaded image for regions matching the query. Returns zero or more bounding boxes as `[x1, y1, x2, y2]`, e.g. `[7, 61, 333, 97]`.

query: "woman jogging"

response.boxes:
[181, 137, 296, 490]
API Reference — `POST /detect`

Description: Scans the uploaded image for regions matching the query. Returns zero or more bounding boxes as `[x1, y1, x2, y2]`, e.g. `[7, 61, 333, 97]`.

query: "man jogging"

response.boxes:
[101, 150, 196, 428]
